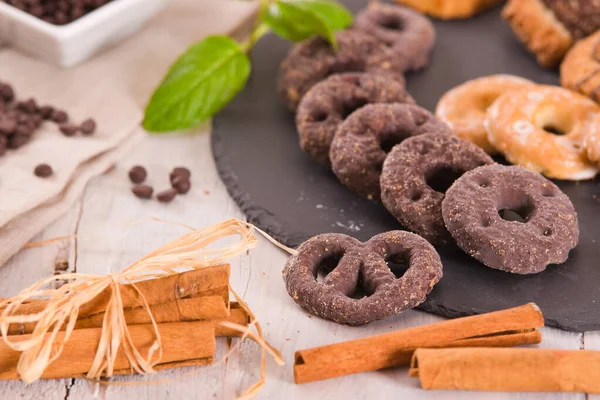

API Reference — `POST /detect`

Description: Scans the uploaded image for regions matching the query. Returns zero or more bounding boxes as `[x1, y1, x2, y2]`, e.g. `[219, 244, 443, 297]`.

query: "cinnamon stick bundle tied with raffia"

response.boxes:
[0, 218, 287, 397]
[294, 303, 544, 384]
[410, 347, 600, 393]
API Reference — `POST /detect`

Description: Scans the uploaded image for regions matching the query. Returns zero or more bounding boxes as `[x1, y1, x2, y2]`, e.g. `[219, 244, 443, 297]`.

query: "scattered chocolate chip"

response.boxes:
[0, 118, 17, 134]
[15, 124, 35, 136]
[0, 136, 6, 156]
[171, 175, 191, 194]
[59, 123, 78, 136]
[157, 188, 177, 203]
[0, 84, 14, 102]
[132, 184, 153, 199]
[80, 118, 96, 135]
[34, 163, 53, 178]
[171, 167, 191, 180]
[51, 110, 68, 123]
[39, 105, 54, 119]
[18, 98, 37, 114]
[128, 165, 147, 183]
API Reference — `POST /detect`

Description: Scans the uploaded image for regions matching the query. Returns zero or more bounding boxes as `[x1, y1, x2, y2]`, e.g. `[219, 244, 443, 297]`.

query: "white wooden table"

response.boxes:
[0, 0, 599, 397]
[0, 129, 598, 400]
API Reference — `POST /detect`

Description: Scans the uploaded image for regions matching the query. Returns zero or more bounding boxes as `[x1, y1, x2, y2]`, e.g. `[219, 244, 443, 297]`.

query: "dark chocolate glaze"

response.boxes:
[542, 0, 600, 39]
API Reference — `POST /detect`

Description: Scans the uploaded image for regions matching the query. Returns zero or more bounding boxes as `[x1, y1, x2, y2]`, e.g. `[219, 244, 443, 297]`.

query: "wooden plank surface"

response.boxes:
[0, 2, 596, 400]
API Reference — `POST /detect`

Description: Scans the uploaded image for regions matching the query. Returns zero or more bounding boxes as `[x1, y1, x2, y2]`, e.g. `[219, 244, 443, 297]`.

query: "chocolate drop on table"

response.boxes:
[157, 188, 177, 203]
[132, 184, 153, 199]
[51, 110, 68, 123]
[170, 167, 191, 181]
[34, 163, 53, 178]
[80, 118, 96, 135]
[59, 124, 78, 136]
[171, 175, 191, 194]
[128, 166, 147, 184]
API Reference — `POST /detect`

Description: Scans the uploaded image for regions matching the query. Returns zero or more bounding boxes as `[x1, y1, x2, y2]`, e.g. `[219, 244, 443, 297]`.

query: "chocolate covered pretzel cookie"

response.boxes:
[283, 231, 443, 326]
[442, 165, 579, 274]
[297, 73, 414, 164]
[354, 3, 436, 71]
[380, 133, 494, 244]
[278, 30, 407, 111]
[330, 104, 451, 200]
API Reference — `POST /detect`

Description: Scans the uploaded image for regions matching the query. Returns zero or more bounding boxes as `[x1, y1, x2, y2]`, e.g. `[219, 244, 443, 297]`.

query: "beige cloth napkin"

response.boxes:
[0, 0, 257, 266]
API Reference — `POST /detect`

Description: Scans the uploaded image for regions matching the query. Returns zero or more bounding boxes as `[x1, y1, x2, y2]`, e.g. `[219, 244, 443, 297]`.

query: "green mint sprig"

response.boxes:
[143, 0, 352, 133]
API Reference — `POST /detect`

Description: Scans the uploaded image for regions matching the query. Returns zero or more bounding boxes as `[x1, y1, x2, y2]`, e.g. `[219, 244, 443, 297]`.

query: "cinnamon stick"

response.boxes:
[215, 303, 251, 337]
[410, 348, 600, 393]
[1, 264, 230, 319]
[294, 303, 543, 384]
[0, 321, 216, 380]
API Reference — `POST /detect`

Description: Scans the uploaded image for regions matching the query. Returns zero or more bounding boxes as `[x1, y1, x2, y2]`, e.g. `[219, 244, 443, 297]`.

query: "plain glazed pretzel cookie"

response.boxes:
[296, 73, 414, 165]
[282, 231, 443, 326]
[435, 75, 535, 154]
[277, 30, 406, 111]
[330, 103, 451, 201]
[442, 164, 579, 274]
[354, 3, 436, 72]
[380, 133, 494, 245]
[485, 85, 600, 180]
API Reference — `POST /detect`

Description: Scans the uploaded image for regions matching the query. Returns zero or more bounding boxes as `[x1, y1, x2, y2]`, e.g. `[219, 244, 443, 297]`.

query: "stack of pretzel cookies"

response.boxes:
[278, 3, 585, 326]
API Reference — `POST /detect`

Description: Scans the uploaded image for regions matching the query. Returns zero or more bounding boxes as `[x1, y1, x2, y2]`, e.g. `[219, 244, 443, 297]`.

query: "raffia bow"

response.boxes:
[0, 218, 289, 392]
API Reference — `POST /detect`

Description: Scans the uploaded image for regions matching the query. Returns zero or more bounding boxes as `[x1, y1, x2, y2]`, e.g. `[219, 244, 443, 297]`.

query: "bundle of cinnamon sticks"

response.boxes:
[0, 264, 250, 380]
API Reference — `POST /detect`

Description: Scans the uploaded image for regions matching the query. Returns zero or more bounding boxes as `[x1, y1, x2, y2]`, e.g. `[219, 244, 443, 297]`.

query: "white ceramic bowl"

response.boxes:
[0, 0, 169, 67]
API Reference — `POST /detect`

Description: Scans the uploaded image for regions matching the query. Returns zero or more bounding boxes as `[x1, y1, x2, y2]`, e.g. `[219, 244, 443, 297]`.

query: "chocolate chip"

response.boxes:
[0, 136, 6, 156]
[171, 175, 191, 194]
[15, 124, 34, 136]
[0, 118, 17, 134]
[18, 98, 37, 114]
[52, 110, 68, 123]
[0, 84, 14, 102]
[34, 163, 53, 178]
[171, 167, 191, 179]
[132, 184, 153, 199]
[39, 105, 54, 119]
[157, 188, 177, 203]
[59, 123, 78, 136]
[30, 5, 44, 17]
[8, 134, 29, 149]
[128, 165, 147, 183]
[31, 114, 44, 127]
[170, 167, 191, 185]
[80, 118, 96, 135]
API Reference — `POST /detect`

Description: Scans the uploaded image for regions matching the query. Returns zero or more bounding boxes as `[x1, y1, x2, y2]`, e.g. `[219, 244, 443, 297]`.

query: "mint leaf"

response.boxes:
[143, 35, 251, 133]
[297, 0, 352, 31]
[263, 0, 352, 47]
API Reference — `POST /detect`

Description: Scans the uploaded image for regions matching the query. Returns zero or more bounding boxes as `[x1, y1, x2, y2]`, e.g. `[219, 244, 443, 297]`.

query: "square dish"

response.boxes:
[0, 0, 169, 67]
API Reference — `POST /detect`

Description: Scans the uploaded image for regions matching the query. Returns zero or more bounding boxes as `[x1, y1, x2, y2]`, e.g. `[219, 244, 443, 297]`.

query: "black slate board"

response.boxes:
[212, 1, 600, 331]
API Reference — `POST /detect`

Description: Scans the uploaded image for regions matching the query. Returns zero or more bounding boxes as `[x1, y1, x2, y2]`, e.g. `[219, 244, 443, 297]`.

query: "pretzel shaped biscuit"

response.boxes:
[354, 3, 436, 72]
[283, 231, 443, 326]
